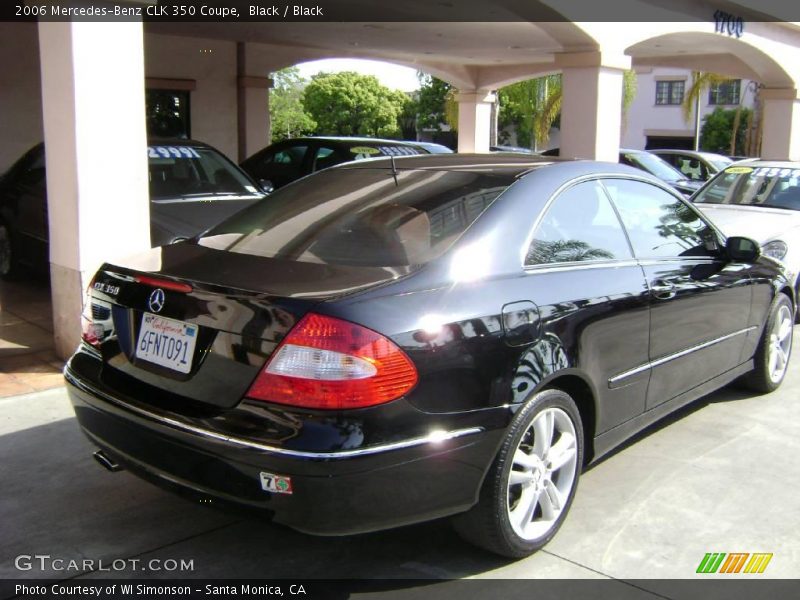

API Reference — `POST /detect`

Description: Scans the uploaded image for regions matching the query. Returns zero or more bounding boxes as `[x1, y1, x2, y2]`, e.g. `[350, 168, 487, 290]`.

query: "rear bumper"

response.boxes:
[65, 363, 503, 536]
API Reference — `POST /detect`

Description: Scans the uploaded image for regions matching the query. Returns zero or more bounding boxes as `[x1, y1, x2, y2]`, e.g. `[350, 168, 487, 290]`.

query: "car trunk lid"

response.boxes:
[86, 242, 404, 410]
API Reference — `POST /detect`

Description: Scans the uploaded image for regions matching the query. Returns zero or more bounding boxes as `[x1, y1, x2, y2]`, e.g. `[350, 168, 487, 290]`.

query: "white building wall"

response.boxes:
[0, 26, 247, 170]
[144, 33, 239, 159]
[0, 24, 44, 172]
[622, 67, 756, 150]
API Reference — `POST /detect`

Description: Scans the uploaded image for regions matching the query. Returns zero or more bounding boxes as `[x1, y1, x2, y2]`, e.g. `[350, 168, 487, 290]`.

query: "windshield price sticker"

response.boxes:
[350, 146, 380, 155]
[752, 167, 800, 179]
[147, 146, 201, 159]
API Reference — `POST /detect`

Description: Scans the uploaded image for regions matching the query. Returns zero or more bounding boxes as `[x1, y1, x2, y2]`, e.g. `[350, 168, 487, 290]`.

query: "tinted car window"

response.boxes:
[312, 146, 348, 172]
[272, 146, 308, 166]
[148, 145, 259, 199]
[694, 166, 800, 211]
[621, 152, 685, 184]
[604, 179, 717, 258]
[673, 156, 707, 181]
[526, 180, 632, 266]
[198, 168, 513, 267]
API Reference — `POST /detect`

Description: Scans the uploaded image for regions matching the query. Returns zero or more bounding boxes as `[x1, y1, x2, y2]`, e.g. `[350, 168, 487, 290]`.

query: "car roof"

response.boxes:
[335, 153, 652, 180]
[651, 149, 731, 161]
[287, 136, 423, 146]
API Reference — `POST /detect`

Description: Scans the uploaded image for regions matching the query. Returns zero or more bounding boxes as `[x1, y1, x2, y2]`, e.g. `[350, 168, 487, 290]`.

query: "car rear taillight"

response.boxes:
[80, 279, 102, 347]
[246, 313, 418, 410]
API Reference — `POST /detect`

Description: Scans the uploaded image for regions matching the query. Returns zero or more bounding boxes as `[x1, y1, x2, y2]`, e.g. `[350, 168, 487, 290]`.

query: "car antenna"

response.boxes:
[390, 155, 399, 187]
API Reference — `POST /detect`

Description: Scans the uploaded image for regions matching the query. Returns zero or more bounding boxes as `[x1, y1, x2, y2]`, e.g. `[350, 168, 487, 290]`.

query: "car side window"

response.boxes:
[270, 145, 308, 166]
[312, 146, 347, 172]
[525, 180, 633, 266]
[603, 178, 719, 259]
[676, 156, 706, 181]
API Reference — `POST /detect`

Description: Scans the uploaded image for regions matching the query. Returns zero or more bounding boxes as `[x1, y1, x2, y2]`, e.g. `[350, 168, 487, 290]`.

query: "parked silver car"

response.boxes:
[692, 161, 800, 317]
[650, 149, 733, 182]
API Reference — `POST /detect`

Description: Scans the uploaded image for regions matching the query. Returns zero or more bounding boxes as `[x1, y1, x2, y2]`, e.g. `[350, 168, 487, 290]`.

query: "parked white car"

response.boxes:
[692, 161, 800, 317]
[650, 149, 733, 182]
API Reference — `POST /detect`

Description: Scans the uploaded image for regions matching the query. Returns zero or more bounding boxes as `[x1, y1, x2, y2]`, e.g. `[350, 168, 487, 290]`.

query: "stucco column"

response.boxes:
[556, 52, 631, 162]
[456, 91, 496, 153]
[760, 88, 800, 161]
[236, 42, 273, 162]
[38, 21, 150, 359]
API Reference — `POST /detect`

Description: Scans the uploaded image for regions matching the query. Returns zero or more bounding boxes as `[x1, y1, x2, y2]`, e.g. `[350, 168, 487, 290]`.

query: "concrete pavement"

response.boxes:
[2, 347, 799, 588]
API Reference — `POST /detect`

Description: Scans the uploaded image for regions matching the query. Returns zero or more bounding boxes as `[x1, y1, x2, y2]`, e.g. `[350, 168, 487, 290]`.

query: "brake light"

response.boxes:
[80, 277, 102, 347]
[246, 313, 418, 410]
[134, 275, 193, 293]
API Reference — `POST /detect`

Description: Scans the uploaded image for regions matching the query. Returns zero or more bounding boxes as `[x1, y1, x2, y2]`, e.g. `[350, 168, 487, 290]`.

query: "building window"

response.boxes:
[146, 90, 191, 139]
[708, 80, 741, 105]
[655, 80, 684, 105]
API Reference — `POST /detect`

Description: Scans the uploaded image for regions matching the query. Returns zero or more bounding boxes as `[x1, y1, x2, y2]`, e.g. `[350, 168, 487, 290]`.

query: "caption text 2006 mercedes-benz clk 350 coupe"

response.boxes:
[66, 155, 794, 557]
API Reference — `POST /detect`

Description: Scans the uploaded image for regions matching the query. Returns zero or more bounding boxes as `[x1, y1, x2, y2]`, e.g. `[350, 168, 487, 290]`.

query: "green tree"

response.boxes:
[270, 67, 316, 143]
[700, 107, 751, 155]
[415, 73, 453, 131]
[302, 71, 407, 138]
[498, 75, 562, 149]
[394, 89, 418, 139]
[498, 71, 637, 150]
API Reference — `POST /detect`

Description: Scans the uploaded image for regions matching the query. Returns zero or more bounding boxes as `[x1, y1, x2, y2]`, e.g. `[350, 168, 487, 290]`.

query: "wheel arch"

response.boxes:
[539, 372, 597, 465]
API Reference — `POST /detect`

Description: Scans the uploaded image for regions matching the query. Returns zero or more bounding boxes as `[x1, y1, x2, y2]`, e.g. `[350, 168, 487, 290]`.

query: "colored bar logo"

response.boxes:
[696, 552, 773, 574]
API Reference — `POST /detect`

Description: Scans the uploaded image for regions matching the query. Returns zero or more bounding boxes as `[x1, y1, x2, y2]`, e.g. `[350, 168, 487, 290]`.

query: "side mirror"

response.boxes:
[726, 236, 761, 262]
[259, 179, 274, 194]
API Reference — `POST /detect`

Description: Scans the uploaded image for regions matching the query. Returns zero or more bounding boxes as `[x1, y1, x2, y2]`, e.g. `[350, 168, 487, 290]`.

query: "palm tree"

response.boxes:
[444, 71, 637, 150]
[495, 72, 637, 150]
[681, 72, 729, 151]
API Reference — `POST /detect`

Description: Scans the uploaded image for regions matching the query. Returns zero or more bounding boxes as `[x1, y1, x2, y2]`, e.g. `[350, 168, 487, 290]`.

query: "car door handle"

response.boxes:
[650, 282, 676, 300]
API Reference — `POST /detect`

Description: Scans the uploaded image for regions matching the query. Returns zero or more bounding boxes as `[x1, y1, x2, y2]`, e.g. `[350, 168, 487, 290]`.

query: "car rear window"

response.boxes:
[348, 145, 424, 160]
[694, 165, 800, 211]
[148, 145, 260, 199]
[197, 168, 513, 267]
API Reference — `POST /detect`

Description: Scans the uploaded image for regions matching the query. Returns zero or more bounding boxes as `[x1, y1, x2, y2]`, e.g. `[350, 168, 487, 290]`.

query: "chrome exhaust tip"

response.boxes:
[93, 450, 123, 472]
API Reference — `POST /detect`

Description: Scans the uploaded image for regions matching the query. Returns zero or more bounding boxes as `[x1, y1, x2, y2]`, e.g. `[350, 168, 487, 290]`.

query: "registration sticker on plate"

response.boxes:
[260, 472, 293, 495]
[135, 313, 198, 374]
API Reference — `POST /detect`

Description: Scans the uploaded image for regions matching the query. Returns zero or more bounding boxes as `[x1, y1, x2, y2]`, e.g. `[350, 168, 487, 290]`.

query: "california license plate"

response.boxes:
[135, 313, 198, 374]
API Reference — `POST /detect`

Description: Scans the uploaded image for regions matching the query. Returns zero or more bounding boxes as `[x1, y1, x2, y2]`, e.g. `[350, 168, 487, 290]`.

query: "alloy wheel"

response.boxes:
[507, 407, 578, 540]
[768, 304, 793, 383]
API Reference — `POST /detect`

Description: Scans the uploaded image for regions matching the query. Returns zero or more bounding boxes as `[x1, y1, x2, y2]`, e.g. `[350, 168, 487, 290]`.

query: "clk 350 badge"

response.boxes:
[93, 282, 120, 296]
[260, 472, 293, 494]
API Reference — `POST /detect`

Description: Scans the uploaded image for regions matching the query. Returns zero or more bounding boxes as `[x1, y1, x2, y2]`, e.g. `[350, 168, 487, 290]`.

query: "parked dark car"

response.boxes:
[540, 147, 703, 197]
[239, 136, 429, 191]
[413, 141, 454, 154]
[649, 149, 732, 182]
[490, 145, 534, 154]
[66, 154, 793, 558]
[0, 140, 265, 278]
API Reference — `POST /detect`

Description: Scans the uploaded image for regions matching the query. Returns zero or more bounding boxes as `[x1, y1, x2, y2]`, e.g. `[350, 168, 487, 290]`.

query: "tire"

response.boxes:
[0, 220, 20, 280]
[742, 293, 794, 393]
[452, 388, 584, 558]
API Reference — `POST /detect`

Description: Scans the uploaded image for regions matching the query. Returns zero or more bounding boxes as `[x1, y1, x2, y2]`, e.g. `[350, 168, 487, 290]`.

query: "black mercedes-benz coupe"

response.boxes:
[65, 154, 794, 557]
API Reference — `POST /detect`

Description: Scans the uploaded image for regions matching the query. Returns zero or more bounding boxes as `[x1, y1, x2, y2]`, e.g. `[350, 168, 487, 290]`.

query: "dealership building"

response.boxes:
[2, 1, 800, 356]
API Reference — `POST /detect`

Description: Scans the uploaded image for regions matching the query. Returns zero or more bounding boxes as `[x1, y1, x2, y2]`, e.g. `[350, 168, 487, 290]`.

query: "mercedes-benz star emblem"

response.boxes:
[148, 288, 166, 314]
